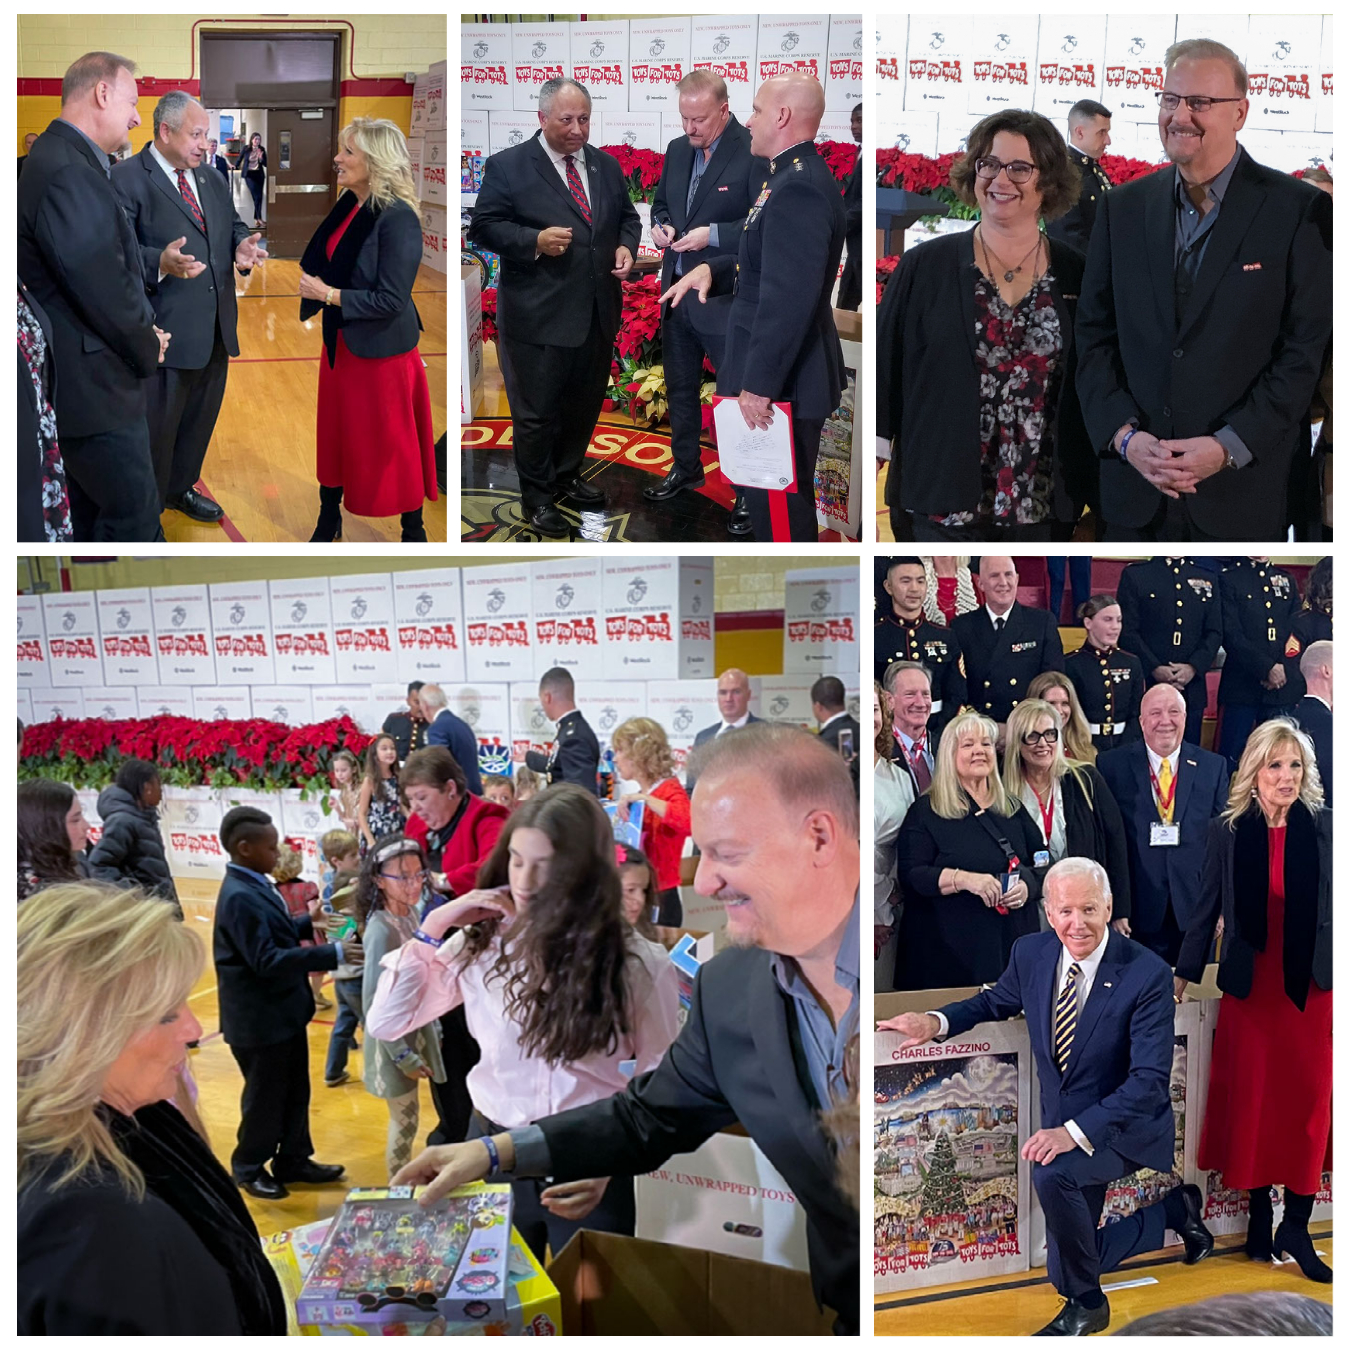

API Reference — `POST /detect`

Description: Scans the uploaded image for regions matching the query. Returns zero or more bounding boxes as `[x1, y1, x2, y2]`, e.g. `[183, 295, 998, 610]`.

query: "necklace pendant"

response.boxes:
[1003, 269, 1016, 282]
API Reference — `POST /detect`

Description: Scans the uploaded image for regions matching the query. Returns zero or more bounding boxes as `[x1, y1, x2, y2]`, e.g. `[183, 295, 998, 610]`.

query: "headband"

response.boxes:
[372, 837, 423, 867]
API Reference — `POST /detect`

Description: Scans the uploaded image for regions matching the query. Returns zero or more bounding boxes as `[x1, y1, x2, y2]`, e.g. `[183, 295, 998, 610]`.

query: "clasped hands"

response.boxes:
[1116, 427, 1227, 498]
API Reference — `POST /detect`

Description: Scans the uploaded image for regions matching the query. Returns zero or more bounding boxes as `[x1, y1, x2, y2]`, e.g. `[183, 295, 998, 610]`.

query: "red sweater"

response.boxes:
[641, 777, 692, 891]
[407, 794, 509, 900]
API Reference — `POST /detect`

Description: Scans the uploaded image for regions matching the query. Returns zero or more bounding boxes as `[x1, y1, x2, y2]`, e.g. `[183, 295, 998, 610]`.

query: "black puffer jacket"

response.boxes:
[89, 785, 180, 912]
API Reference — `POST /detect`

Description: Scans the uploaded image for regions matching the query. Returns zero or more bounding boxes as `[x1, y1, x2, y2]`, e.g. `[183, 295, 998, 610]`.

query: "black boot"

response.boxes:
[1246, 1186, 1274, 1261]
[400, 507, 428, 543]
[309, 485, 343, 542]
[1274, 1189, 1333, 1283]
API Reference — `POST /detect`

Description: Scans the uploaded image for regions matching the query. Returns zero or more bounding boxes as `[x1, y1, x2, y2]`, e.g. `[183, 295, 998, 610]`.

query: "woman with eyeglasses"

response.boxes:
[366, 785, 680, 1262]
[1002, 699, 1130, 934]
[1063, 594, 1145, 753]
[1027, 669, 1098, 764]
[353, 835, 448, 1178]
[878, 109, 1094, 543]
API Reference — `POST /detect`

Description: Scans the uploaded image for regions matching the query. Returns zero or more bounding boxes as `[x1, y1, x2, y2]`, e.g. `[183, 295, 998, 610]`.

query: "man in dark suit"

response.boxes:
[1294, 640, 1332, 805]
[468, 77, 641, 537]
[659, 71, 846, 542]
[883, 660, 937, 795]
[114, 92, 267, 523]
[1117, 556, 1222, 747]
[418, 682, 483, 795]
[1076, 39, 1333, 541]
[685, 666, 762, 802]
[18, 51, 166, 541]
[644, 69, 764, 538]
[882, 857, 1213, 1335]
[212, 806, 356, 1200]
[1097, 684, 1228, 963]
[811, 675, 859, 792]
[525, 666, 599, 794]
[951, 556, 1064, 739]
[836, 103, 863, 310]
[17, 130, 37, 177]
[1046, 99, 1113, 255]
[206, 137, 232, 178]
[393, 725, 862, 1334]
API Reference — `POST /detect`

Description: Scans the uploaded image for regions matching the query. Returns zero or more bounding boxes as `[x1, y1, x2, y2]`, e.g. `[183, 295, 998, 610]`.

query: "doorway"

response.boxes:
[200, 31, 341, 257]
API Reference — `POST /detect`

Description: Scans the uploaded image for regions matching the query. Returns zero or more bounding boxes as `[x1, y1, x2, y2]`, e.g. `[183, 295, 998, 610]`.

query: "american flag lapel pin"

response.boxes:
[717, 184, 728, 191]
[1242, 261, 1263, 271]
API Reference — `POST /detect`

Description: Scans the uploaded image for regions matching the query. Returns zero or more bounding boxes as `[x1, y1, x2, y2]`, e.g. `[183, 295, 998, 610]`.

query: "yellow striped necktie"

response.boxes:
[1054, 962, 1083, 1074]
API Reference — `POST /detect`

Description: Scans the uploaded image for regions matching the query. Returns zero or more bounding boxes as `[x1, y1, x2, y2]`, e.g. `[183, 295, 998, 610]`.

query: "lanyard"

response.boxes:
[1148, 762, 1177, 818]
[1029, 781, 1055, 842]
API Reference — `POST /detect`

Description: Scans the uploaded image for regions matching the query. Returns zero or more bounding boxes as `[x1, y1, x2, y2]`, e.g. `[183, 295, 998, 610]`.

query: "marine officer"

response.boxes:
[1064, 595, 1144, 754]
[524, 666, 601, 795]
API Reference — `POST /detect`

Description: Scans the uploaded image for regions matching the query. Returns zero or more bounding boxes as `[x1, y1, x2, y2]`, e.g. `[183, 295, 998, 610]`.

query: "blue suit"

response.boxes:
[426, 708, 483, 795]
[1096, 739, 1228, 960]
[941, 929, 1177, 1298]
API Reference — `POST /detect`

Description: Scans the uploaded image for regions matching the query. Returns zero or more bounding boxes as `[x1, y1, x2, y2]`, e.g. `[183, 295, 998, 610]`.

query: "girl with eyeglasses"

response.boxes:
[366, 785, 680, 1262]
[1002, 699, 1131, 936]
[1063, 595, 1145, 753]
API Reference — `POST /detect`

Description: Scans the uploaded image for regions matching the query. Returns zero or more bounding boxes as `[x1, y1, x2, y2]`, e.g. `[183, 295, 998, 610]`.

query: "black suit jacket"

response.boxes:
[878, 228, 1095, 520]
[534, 942, 858, 1333]
[209, 153, 232, 178]
[1075, 147, 1333, 536]
[113, 146, 253, 369]
[951, 603, 1065, 723]
[704, 140, 845, 420]
[524, 708, 600, 795]
[686, 712, 763, 802]
[1060, 766, 1131, 921]
[651, 115, 765, 338]
[1046, 146, 1110, 256]
[1293, 695, 1333, 806]
[837, 147, 863, 310]
[17, 119, 159, 437]
[212, 865, 337, 1048]
[468, 133, 641, 348]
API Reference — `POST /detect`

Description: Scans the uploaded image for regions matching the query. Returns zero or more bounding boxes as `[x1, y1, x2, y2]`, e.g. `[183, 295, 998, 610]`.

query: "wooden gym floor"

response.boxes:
[161, 260, 448, 545]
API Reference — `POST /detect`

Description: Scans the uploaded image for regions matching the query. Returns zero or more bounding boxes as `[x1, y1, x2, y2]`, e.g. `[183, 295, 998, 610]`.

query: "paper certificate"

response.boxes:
[712, 396, 796, 491]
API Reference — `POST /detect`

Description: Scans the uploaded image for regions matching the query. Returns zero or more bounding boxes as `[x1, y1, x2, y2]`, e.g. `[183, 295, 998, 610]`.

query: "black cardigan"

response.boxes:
[1058, 765, 1132, 920]
[878, 226, 1094, 522]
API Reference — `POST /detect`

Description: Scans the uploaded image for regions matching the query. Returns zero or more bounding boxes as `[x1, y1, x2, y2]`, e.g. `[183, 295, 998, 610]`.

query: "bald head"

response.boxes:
[747, 71, 825, 161]
[716, 667, 752, 724]
[1301, 640, 1333, 704]
[1140, 682, 1186, 757]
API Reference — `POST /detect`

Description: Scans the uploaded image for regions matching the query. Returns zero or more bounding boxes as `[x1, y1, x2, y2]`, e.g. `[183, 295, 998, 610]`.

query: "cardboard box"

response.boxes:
[512, 21, 569, 112]
[461, 22, 513, 111]
[407, 136, 424, 191]
[421, 130, 448, 205]
[422, 203, 448, 274]
[424, 64, 446, 132]
[600, 557, 714, 682]
[547, 1230, 834, 1335]
[570, 20, 629, 107]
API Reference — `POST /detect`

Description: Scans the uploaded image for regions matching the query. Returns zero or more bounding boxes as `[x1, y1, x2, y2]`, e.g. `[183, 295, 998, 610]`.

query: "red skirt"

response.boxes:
[316, 333, 438, 517]
[1197, 828, 1332, 1192]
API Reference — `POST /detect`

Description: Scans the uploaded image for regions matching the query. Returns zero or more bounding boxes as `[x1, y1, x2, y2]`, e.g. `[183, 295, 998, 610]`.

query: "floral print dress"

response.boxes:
[364, 775, 406, 852]
[933, 270, 1063, 530]
[18, 288, 72, 542]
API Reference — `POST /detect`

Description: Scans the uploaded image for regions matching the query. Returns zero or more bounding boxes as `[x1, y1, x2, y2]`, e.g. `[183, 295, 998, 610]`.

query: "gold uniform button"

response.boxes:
[1010, 678, 1018, 686]
[984, 680, 991, 688]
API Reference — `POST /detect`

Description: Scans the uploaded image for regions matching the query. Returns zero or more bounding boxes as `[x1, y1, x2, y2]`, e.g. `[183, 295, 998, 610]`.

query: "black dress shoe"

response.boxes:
[165, 488, 225, 522]
[558, 476, 605, 507]
[236, 1170, 289, 1200]
[643, 467, 706, 501]
[528, 505, 570, 537]
[1033, 1297, 1110, 1336]
[727, 491, 753, 536]
[272, 1159, 345, 1186]
[1173, 1182, 1215, 1264]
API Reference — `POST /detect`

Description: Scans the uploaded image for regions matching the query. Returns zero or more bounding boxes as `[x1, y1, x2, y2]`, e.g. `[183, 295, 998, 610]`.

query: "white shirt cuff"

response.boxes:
[1065, 1118, 1093, 1155]
[929, 1010, 949, 1039]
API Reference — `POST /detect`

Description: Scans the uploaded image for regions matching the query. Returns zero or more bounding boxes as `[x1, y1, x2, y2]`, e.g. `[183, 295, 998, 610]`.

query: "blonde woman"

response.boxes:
[1176, 719, 1332, 1282]
[1028, 668, 1097, 764]
[894, 709, 1043, 989]
[298, 117, 436, 543]
[19, 884, 287, 1334]
[611, 716, 691, 925]
[1003, 699, 1130, 932]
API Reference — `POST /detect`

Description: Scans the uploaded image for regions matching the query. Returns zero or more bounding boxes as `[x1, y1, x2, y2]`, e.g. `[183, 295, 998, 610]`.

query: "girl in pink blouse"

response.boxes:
[367, 784, 679, 1260]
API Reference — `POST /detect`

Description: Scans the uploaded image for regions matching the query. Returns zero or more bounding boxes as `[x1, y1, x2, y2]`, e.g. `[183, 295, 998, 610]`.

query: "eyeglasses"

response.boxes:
[1022, 728, 1060, 746]
[974, 156, 1038, 184]
[1155, 92, 1245, 114]
[378, 868, 429, 882]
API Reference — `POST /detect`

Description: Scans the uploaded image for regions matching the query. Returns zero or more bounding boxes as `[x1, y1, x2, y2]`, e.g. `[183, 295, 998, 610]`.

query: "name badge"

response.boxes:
[1033, 850, 1051, 869]
[1150, 823, 1180, 847]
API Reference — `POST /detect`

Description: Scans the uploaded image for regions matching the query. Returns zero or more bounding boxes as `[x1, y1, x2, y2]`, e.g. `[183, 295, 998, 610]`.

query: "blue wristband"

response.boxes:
[1118, 427, 1138, 460]
[414, 928, 443, 947]
[481, 1135, 501, 1178]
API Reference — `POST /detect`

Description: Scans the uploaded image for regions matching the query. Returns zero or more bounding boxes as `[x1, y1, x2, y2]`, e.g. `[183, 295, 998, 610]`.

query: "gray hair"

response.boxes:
[1301, 640, 1333, 678]
[882, 659, 932, 694]
[678, 68, 729, 103]
[417, 683, 447, 714]
[538, 77, 590, 114]
[1165, 38, 1248, 98]
[153, 90, 199, 138]
[1044, 856, 1111, 904]
[1112, 1290, 1331, 1337]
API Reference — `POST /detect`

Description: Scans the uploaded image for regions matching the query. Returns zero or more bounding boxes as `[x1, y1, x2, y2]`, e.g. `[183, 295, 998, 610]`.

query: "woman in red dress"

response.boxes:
[298, 118, 437, 542]
[610, 717, 692, 928]
[1176, 718, 1332, 1282]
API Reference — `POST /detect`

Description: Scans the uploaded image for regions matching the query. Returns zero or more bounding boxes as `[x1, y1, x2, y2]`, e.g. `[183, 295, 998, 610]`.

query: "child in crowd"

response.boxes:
[322, 869, 365, 1087]
[318, 828, 359, 903]
[330, 750, 362, 834]
[513, 766, 544, 803]
[616, 843, 662, 942]
[89, 758, 179, 911]
[482, 774, 515, 809]
[273, 844, 328, 1009]
[358, 734, 406, 853]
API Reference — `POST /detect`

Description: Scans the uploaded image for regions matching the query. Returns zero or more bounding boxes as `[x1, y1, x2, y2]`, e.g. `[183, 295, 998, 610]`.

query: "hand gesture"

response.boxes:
[1001, 877, 1029, 910]
[421, 887, 513, 939]
[650, 222, 676, 249]
[537, 226, 572, 258]
[541, 1177, 609, 1221]
[876, 1011, 940, 1049]
[1112, 917, 1132, 937]
[1157, 436, 1228, 486]
[671, 224, 711, 253]
[1173, 975, 1188, 1003]
[297, 270, 329, 303]
[961, 870, 1005, 908]
[1122, 431, 1198, 499]
[1022, 1126, 1077, 1164]
[160, 237, 206, 280]
[234, 231, 268, 270]
[1265, 664, 1287, 690]
[658, 262, 712, 310]
[152, 326, 171, 364]
[738, 391, 774, 430]
[612, 246, 633, 278]
[343, 937, 365, 968]
[392, 1141, 494, 1206]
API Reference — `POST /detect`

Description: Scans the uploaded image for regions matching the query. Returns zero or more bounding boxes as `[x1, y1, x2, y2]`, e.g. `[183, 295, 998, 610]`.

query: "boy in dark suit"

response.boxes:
[213, 806, 359, 1199]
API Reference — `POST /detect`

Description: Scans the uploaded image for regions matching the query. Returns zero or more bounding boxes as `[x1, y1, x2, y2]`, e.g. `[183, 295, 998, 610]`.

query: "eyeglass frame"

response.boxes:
[1021, 728, 1061, 746]
[973, 156, 1039, 185]
[1155, 91, 1245, 114]
[378, 867, 429, 882]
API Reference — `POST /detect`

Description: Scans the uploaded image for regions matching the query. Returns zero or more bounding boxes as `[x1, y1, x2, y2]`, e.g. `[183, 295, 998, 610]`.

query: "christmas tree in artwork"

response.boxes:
[922, 1131, 965, 1216]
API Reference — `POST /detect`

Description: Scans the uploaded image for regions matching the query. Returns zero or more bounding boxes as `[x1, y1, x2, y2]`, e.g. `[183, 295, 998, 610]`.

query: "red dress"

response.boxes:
[316, 202, 438, 517]
[1197, 827, 1332, 1192]
[639, 777, 692, 892]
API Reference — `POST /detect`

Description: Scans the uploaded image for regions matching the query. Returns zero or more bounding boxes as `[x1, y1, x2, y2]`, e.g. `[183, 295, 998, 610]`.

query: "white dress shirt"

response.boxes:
[717, 713, 751, 735]
[540, 137, 590, 207]
[986, 602, 1014, 629]
[149, 140, 201, 200]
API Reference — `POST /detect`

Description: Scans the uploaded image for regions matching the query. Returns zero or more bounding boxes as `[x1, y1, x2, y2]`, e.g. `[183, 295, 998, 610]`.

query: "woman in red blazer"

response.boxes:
[611, 718, 691, 926]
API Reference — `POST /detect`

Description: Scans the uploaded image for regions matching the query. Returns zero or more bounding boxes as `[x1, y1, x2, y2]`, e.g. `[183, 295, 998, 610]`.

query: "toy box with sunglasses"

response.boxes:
[295, 1184, 513, 1329]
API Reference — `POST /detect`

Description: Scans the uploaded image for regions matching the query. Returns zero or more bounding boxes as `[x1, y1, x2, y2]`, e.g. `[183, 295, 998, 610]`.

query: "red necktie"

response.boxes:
[910, 741, 932, 792]
[176, 168, 206, 234]
[563, 154, 592, 224]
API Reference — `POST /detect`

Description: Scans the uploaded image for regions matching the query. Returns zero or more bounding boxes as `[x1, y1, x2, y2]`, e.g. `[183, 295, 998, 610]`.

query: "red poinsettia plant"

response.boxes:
[20, 714, 374, 796]
[817, 139, 859, 182]
[877, 254, 901, 305]
[599, 144, 667, 203]
[479, 287, 498, 344]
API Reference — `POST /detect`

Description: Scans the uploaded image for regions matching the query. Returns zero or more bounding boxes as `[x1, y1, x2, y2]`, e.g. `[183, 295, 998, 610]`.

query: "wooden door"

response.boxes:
[267, 110, 337, 257]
